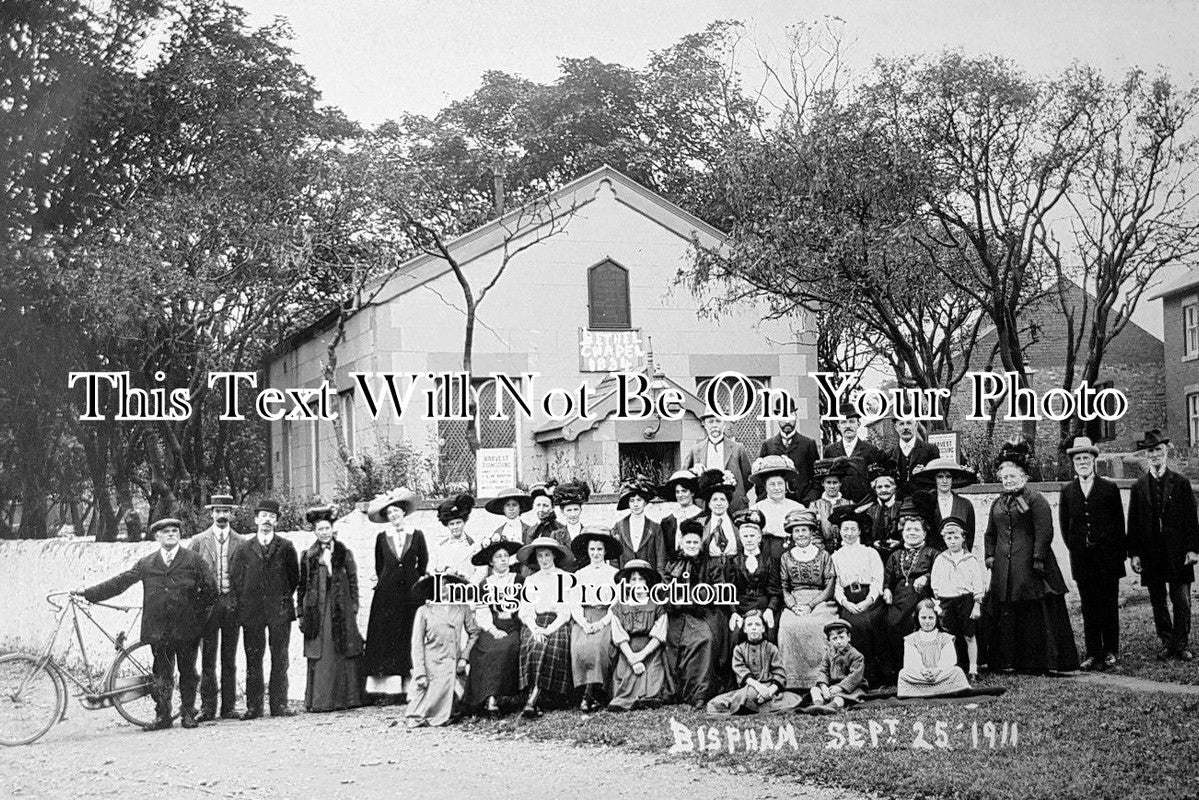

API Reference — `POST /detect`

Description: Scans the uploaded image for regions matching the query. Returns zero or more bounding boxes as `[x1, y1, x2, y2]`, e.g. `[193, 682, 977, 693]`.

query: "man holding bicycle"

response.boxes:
[74, 518, 217, 730]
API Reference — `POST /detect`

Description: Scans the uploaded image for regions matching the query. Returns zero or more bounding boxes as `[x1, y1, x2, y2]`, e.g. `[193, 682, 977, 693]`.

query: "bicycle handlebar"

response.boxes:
[45, 591, 139, 613]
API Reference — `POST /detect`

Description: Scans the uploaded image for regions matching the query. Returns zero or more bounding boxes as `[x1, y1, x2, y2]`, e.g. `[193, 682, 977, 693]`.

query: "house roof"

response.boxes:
[1146, 265, 1199, 301]
[533, 370, 709, 444]
[270, 166, 727, 359]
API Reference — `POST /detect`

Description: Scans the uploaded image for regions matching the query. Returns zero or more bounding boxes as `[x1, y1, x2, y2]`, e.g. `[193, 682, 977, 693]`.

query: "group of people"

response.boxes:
[74, 408, 1199, 730]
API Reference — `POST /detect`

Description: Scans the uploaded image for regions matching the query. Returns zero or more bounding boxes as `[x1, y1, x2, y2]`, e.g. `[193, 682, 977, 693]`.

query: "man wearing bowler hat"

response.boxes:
[1127, 430, 1199, 661]
[1058, 437, 1126, 670]
[230, 498, 301, 717]
[75, 518, 217, 730]
[187, 493, 247, 720]
[684, 409, 754, 512]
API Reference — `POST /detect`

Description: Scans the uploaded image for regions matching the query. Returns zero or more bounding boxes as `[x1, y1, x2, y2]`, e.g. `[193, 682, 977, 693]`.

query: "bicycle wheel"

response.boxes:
[0, 653, 65, 746]
[106, 641, 165, 729]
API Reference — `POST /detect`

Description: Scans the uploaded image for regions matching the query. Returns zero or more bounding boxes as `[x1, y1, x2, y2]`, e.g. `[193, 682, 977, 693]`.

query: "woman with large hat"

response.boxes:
[661, 518, 729, 710]
[829, 504, 888, 688]
[523, 481, 571, 575]
[554, 480, 592, 543]
[986, 441, 1079, 674]
[464, 540, 524, 715]
[429, 493, 481, 582]
[607, 559, 669, 711]
[811, 458, 852, 553]
[483, 487, 533, 546]
[913, 458, 978, 552]
[297, 505, 364, 713]
[750, 455, 803, 561]
[568, 527, 621, 711]
[694, 468, 740, 563]
[776, 508, 838, 690]
[405, 573, 480, 728]
[515, 536, 574, 716]
[612, 476, 667, 573]
[658, 468, 703, 557]
[362, 487, 428, 703]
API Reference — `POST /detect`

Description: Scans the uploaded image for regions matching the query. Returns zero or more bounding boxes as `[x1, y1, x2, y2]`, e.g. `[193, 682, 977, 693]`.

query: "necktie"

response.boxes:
[217, 535, 227, 591]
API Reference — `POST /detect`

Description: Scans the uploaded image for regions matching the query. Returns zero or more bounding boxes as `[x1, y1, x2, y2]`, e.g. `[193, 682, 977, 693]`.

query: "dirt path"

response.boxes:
[1071, 671, 1199, 695]
[0, 706, 862, 800]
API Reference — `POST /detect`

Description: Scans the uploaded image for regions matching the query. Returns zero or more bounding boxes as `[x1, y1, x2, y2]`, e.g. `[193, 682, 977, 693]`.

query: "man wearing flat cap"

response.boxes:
[229, 498, 301, 718]
[75, 518, 217, 730]
[1127, 430, 1199, 662]
[187, 493, 247, 721]
[1059, 437, 1126, 670]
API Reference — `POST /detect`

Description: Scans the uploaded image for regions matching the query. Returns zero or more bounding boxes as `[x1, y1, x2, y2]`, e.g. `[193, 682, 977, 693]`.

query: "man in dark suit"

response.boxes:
[229, 498, 301, 717]
[759, 408, 820, 502]
[76, 518, 216, 730]
[890, 418, 940, 498]
[1059, 437, 1127, 670]
[684, 411, 753, 512]
[1127, 430, 1199, 661]
[187, 493, 247, 721]
[611, 479, 668, 574]
[822, 407, 882, 504]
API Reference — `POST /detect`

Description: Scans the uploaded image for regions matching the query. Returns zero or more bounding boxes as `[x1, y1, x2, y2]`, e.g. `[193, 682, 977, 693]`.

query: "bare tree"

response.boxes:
[1041, 67, 1199, 448]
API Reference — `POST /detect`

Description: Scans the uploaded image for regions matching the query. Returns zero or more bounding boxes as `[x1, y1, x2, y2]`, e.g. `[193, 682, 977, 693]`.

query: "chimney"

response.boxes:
[492, 165, 505, 216]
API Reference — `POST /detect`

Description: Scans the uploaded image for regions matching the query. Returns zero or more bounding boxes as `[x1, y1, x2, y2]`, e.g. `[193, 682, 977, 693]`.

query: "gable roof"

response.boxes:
[1146, 265, 1199, 301]
[370, 164, 726, 308]
[274, 165, 726, 355]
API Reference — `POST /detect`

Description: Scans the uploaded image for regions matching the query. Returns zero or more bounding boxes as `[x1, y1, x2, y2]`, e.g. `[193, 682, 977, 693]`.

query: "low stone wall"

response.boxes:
[0, 487, 1135, 701]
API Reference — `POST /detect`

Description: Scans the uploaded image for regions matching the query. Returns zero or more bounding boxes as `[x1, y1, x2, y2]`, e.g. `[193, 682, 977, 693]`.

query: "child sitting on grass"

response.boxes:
[808, 619, 866, 713]
[930, 517, 987, 680]
[897, 599, 971, 698]
[707, 610, 802, 714]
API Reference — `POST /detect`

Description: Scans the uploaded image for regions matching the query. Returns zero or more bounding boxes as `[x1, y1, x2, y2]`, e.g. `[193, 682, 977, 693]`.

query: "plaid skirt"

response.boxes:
[520, 612, 573, 695]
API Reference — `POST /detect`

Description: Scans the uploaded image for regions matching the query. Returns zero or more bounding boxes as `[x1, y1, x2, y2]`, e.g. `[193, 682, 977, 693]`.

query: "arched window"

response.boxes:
[588, 259, 631, 330]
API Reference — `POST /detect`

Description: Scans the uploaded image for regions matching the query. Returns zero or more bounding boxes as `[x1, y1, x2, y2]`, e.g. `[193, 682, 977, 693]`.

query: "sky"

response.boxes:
[234, 0, 1199, 337]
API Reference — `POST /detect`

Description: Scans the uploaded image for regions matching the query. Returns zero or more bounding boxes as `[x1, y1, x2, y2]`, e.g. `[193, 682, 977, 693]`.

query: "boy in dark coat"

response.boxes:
[76, 518, 216, 729]
[1058, 437, 1127, 669]
[230, 498, 301, 717]
[1127, 431, 1199, 661]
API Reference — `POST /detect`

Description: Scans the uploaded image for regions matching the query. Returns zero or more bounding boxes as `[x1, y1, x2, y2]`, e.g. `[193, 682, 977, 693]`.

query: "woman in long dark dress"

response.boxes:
[986, 443, 1080, 674]
[662, 519, 729, 710]
[464, 541, 524, 714]
[882, 503, 940, 684]
[298, 506, 364, 712]
[362, 488, 428, 703]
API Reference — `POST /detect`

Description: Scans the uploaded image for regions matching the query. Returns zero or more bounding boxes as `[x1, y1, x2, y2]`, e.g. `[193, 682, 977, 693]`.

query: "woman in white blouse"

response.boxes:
[515, 536, 575, 717]
[829, 505, 887, 688]
[568, 528, 621, 710]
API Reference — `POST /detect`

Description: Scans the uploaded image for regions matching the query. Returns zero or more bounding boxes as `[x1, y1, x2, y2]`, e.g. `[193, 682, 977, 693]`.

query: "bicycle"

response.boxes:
[0, 591, 164, 745]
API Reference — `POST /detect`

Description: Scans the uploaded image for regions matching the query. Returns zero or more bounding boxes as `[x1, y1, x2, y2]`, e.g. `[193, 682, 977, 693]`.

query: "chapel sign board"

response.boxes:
[578, 328, 647, 372]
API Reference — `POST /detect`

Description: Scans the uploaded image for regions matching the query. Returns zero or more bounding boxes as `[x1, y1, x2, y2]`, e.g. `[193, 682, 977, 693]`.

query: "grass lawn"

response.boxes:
[1106, 585, 1199, 685]
[460, 585, 1199, 800]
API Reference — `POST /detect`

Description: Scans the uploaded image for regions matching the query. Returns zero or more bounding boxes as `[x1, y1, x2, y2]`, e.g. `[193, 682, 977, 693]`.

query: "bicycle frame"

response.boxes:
[32, 596, 149, 707]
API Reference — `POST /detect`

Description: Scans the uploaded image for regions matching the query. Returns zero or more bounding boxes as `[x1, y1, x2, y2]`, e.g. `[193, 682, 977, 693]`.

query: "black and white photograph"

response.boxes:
[2, 1, 1199, 798]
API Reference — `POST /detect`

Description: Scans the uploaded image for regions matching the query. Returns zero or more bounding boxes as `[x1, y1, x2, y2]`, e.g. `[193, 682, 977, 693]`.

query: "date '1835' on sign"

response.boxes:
[826, 720, 1018, 750]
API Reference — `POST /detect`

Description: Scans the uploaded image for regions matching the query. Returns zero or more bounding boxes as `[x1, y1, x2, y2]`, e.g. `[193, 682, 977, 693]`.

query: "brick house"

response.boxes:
[265, 166, 819, 499]
[1148, 266, 1199, 448]
[944, 280, 1164, 478]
